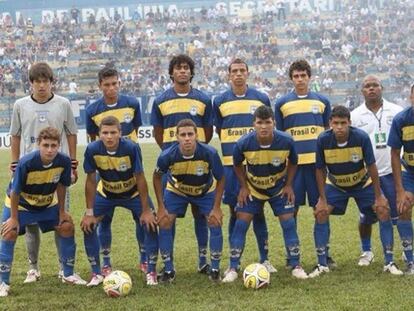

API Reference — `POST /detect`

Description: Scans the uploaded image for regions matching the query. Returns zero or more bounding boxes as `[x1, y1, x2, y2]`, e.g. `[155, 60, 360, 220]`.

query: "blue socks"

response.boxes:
[143, 225, 159, 273]
[314, 221, 329, 266]
[280, 218, 300, 267]
[361, 237, 372, 252]
[84, 229, 101, 274]
[379, 219, 394, 264]
[0, 240, 15, 284]
[397, 219, 413, 263]
[59, 236, 76, 277]
[209, 226, 222, 271]
[253, 213, 269, 263]
[135, 221, 147, 264]
[159, 228, 174, 272]
[97, 217, 112, 267]
[229, 219, 249, 270]
[194, 216, 208, 268]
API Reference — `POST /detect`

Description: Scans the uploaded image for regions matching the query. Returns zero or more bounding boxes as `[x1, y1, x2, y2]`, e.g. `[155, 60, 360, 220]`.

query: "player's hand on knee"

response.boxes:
[71, 169, 78, 185]
[80, 215, 97, 234]
[314, 198, 329, 219]
[281, 185, 295, 206]
[156, 207, 170, 227]
[59, 211, 73, 226]
[374, 194, 388, 211]
[208, 207, 223, 227]
[237, 186, 251, 208]
[140, 210, 157, 232]
[1, 218, 19, 238]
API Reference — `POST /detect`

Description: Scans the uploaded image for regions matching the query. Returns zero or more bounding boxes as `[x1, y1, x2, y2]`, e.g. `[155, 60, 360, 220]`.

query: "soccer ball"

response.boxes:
[103, 270, 132, 297]
[243, 263, 270, 289]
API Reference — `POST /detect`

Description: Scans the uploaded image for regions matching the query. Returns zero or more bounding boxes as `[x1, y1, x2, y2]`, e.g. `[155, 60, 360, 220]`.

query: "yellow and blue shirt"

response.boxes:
[316, 127, 375, 191]
[85, 94, 142, 142]
[151, 87, 213, 149]
[275, 91, 331, 165]
[155, 142, 223, 197]
[233, 130, 297, 200]
[388, 106, 414, 174]
[213, 87, 271, 166]
[83, 138, 143, 199]
[5, 151, 71, 211]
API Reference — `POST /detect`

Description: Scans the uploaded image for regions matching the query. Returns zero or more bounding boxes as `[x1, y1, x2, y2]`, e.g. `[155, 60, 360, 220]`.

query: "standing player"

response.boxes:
[310, 105, 402, 277]
[213, 58, 276, 273]
[80, 116, 159, 286]
[154, 119, 224, 282]
[9, 62, 78, 283]
[85, 67, 148, 275]
[222, 106, 308, 283]
[0, 127, 86, 297]
[351, 75, 412, 267]
[388, 84, 414, 274]
[274, 59, 332, 267]
[151, 54, 213, 273]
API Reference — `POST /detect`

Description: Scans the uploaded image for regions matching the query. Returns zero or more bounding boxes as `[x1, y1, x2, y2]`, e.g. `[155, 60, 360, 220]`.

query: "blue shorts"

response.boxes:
[222, 166, 240, 207]
[164, 190, 215, 217]
[326, 184, 377, 224]
[235, 194, 295, 217]
[360, 174, 397, 224]
[293, 164, 319, 208]
[94, 194, 147, 221]
[2, 205, 61, 235]
[402, 170, 414, 195]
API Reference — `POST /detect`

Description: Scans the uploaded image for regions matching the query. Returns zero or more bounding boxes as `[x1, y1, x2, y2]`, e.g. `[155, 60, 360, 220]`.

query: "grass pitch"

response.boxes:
[1, 139, 413, 311]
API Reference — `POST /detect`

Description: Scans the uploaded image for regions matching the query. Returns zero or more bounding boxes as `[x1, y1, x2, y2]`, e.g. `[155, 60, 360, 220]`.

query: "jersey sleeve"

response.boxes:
[9, 101, 22, 136]
[83, 146, 97, 173]
[150, 99, 163, 127]
[232, 142, 245, 166]
[132, 144, 144, 174]
[155, 152, 169, 175]
[287, 138, 298, 165]
[202, 96, 213, 127]
[387, 116, 403, 149]
[274, 100, 284, 131]
[60, 158, 72, 187]
[322, 99, 332, 128]
[85, 108, 99, 137]
[63, 101, 78, 135]
[131, 97, 143, 128]
[211, 150, 224, 180]
[212, 99, 223, 130]
[10, 163, 25, 194]
[362, 134, 376, 166]
[315, 136, 326, 169]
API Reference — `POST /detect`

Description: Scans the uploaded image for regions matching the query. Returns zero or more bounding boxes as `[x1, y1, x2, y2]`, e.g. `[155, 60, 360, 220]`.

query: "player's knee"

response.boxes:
[158, 216, 173, 229]
[316, 211, 328, 223]
[399, 207, 412, 220]
[2, 230, 18, 241]
[376, 205, 390, 221]
[58, 221, 74, 237]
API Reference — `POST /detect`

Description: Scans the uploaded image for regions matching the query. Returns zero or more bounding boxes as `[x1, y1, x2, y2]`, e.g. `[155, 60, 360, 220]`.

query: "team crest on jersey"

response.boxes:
[37, 111, 48, 123]
[52, 173, 60, 183]
[271, 157, 281, 167]
[190, 105, 198, 116]
[196, 166, 204, 176]
[250, 105, 258, 115]
[386, 116, 393, 126]
[119, 161, 128, 172]
[123, 113, 133, 123]
[311, 105, 320, 114]
[351, 153, 360, 163]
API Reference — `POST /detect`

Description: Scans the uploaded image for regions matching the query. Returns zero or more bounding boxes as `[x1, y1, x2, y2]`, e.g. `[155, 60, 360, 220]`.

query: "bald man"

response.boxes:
[351, 75, 412, 270]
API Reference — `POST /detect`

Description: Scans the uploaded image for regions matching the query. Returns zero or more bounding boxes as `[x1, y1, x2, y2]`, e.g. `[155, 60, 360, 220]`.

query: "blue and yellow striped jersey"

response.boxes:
[213, 87, 271, 166]
[5, 151, 71, 211]
[274, 91, 331, 165]
[156, 142, 224, 197]
[151, 87, 213, 150]
[388, 106, 414, 173]
[85, 94, 142, 142]
[316, 127, 375, 191]
[233, 130, 297, 200]
[83, 138, 143, 199]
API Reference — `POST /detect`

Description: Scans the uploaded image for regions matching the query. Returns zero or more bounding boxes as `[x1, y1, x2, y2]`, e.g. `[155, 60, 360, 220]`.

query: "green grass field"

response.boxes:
[1, 139, 414, 311]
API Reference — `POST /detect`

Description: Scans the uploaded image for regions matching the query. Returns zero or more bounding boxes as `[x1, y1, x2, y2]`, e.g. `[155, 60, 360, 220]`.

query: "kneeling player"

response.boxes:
[310, 105, 402, 277]
[222, 106, 308, 283]
[0, 127, 86, 297]
[80, 116, 158, 286]
[154, 119, 224, 282]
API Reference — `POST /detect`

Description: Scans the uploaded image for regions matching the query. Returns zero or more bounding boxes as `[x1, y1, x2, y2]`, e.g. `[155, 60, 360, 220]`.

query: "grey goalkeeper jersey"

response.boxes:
[10, 94, 78, 157]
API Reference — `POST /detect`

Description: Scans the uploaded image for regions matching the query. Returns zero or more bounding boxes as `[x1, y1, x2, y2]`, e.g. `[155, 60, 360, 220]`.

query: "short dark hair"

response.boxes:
[176, 118, 197, 135]
[98, 67, 119, 84]
[330, 105, 350, 120]
[99, 116, 121, 130]
[288, 59, 311, 79]
[228, 58, 249, 73]
[37, 127, 60, 143]
[168, 54, 195, 81]
[253, 105, 274, 121]
[29, 62, 54, 83]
